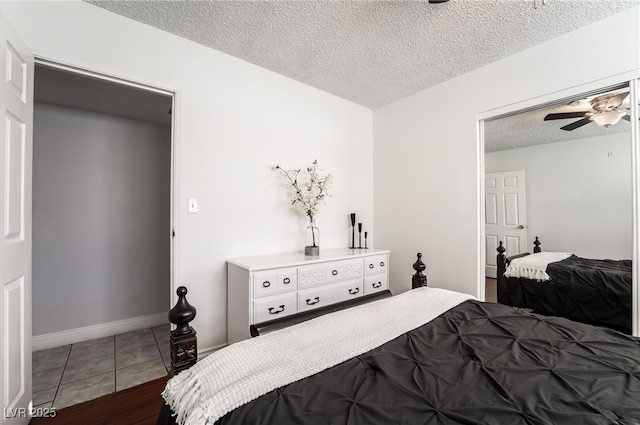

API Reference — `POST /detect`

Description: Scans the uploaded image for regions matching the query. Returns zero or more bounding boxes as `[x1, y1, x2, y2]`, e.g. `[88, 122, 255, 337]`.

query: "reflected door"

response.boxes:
[485, 170, 528, 277]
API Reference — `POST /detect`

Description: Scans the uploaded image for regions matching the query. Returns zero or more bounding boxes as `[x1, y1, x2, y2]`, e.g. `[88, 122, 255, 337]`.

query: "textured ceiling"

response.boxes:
[82, 0, 638, 150]
[85, 0, 638, 109]
[484, 83, 634, 153]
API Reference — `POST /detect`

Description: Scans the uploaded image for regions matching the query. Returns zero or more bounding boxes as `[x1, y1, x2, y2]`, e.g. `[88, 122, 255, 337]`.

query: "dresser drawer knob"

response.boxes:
[306, 297, 320, 305]
[263, 281, 271, 288]
[268, 305, 285, 314]
[348, 288, 360, 295]
[380, 261, 385, 267]
[369, 264, 374, 269]
[332, 269, 338, 276]
[372, 282, 382, 288]
[283, 277, 290, 284]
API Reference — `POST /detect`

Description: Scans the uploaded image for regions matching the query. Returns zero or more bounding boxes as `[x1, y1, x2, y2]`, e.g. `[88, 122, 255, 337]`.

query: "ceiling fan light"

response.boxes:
[591, 110, 626, 128]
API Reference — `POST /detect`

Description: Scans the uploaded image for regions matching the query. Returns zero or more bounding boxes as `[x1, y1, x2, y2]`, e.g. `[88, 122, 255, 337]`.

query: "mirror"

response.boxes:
[482, 82, 633, 334]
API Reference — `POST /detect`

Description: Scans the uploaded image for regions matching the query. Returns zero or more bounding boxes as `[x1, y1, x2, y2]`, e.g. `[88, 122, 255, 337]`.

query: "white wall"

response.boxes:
[486, 134, 632, 260]
[373, 7, 640, 297]
[32, 102, 171, 336]
[1, 1, 374, 351]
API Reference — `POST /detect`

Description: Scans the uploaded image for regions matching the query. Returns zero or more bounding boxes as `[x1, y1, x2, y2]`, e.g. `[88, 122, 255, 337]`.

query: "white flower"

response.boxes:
[274, 160, 332, 218]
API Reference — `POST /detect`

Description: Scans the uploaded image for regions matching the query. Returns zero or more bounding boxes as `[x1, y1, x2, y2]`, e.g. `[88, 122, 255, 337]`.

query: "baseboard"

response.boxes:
[32, 312, 169, 351]
[198, 343, 226, 359]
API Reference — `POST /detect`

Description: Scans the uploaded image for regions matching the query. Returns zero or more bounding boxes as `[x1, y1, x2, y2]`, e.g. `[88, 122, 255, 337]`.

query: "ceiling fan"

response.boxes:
[544, 91, 631, 131]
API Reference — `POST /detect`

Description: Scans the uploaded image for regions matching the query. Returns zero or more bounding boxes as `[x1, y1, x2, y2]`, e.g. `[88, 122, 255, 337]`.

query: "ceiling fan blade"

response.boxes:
[620, 94, 631, 109]
[544, 112, 588, 121]
[560, 117, 592, 131]
[605, 93, 629, 109]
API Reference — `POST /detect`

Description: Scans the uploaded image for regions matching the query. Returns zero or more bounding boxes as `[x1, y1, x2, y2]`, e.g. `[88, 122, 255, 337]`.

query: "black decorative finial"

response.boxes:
[412, 253, 427, 289]
[533, 236, 541, 253]
[496, 241, 507, 280]
[168, 286, 198, 375]
[169, 286, 197, 337]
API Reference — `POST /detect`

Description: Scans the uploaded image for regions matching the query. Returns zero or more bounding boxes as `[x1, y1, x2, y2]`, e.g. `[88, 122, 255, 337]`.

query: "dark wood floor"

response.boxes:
[485, 277, 497, 303]
[30, 375, 169, 425]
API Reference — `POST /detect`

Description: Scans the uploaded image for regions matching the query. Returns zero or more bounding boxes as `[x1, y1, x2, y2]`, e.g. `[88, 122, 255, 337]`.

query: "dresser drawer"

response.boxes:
[253, 292, 297, 323]
[298, 265, 326, 288]
[364, 254, 388, 276]
[253, 268, 297, 298]
[297, 279, 363, 313]
[299, 258, 364, 288]
[363, 273, 388, 295]
[331, 259, 363, 282]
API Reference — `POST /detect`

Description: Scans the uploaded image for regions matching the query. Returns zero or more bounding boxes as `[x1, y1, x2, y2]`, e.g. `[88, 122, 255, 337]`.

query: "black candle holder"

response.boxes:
[358, 223, 363, 249]
[350, 213, 356, 249]
[364, 232, 368, 249]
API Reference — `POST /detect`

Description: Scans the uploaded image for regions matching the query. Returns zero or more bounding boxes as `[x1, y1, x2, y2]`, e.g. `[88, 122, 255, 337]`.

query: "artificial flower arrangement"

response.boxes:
[274, 160, 332, 255]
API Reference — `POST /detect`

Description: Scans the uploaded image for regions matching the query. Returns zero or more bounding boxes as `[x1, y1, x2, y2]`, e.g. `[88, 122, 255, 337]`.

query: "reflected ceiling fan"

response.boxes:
[544, 91, 631, 131]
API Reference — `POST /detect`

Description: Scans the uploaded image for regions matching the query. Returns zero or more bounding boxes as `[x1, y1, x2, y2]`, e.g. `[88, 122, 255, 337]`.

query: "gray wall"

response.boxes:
[33, 102, 171, 336]
[485, 133, 632, 260]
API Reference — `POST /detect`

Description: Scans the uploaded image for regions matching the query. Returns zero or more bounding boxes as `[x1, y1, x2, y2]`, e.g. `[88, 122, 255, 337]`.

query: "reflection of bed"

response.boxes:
[496, 238, 632, 334]
[157, 254, 640, 425]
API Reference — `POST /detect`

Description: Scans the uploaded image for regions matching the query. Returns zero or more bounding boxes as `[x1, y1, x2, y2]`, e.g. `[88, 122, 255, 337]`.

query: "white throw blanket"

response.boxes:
[162, 287, 474, 425]
[504, 252, 572, 281]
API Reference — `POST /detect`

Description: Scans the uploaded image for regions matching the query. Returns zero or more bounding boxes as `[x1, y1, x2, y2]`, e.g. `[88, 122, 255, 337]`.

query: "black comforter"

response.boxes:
[158, 300, 640, 425]
[498, 255, 632, 334]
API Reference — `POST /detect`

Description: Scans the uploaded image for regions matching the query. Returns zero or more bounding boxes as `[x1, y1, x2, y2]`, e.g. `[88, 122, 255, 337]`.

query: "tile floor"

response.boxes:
[32, 324, 171, 410]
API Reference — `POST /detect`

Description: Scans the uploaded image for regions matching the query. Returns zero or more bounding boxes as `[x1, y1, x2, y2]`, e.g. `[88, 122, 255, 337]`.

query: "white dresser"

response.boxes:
[227, 248, 390, 344]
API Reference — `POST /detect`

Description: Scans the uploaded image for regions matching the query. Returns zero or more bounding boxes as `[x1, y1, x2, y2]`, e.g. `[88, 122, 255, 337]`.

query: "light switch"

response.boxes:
[188, 198, 198, 214]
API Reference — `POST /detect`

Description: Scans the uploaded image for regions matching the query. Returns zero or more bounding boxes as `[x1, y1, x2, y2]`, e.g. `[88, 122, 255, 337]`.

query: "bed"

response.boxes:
[157, 254, 640, 425]
[496, 238, 632, 334]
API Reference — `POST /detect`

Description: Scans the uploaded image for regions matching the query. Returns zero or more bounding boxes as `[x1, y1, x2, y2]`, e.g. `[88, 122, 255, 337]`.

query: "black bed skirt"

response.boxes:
[156, 404, 173, 425]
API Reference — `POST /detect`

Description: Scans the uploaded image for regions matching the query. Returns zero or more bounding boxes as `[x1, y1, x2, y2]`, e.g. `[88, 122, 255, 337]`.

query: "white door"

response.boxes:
[485, 170, 528, 278]
[0, 14, 33, 425]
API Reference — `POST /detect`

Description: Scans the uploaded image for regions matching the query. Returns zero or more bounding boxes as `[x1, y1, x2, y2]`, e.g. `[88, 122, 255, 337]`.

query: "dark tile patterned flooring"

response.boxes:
[32, 325, 170, 410]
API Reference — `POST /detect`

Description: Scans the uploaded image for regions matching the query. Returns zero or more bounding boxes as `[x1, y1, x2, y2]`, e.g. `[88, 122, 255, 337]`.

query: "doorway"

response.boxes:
[32, 63, 174, 348]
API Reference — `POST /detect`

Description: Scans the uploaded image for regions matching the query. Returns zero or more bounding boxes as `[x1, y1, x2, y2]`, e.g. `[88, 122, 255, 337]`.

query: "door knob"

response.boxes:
[517, 225, 526, 229]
